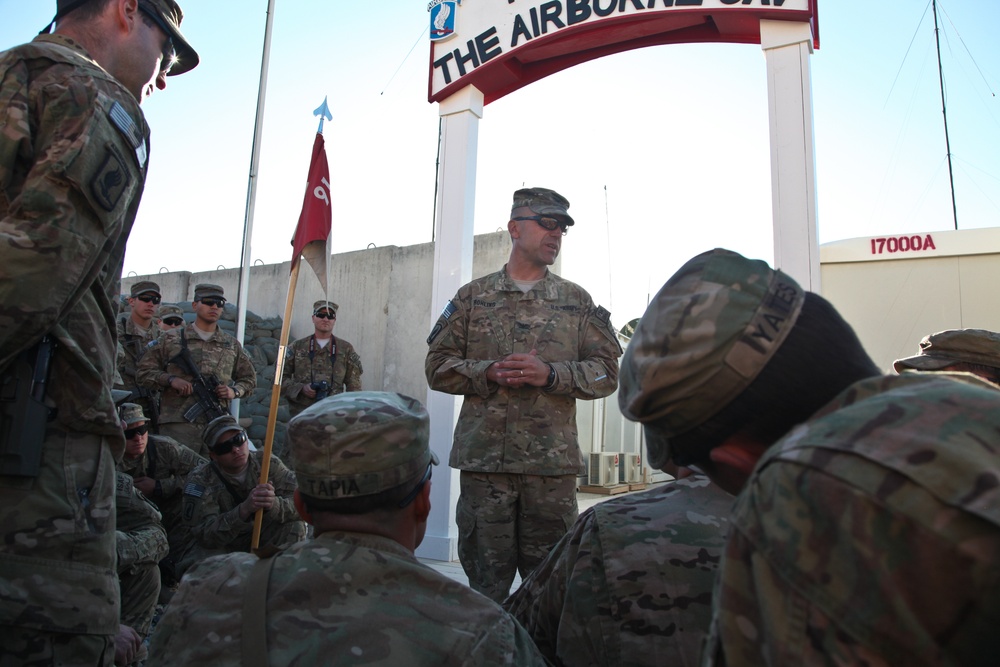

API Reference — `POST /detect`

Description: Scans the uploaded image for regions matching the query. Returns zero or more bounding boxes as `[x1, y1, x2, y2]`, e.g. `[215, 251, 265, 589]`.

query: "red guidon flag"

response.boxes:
[290, 132, 332, 292]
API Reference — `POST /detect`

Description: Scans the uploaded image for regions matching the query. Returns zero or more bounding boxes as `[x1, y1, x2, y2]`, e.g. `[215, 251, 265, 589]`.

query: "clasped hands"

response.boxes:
[487, 350, 549, 389]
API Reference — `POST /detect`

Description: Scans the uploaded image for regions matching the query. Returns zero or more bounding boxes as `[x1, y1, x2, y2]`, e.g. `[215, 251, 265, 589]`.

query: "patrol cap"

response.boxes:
[511, 187, 574, 226]
[286, 391, 439, 501]
[193, 284, 225, 301]
[202, 414, 245, 451]
[52, 0, 199, 76]
[893, 328, 1000, 373]
[313, 300, 339, 315]
[157, 303, 184, 319]
[618, 248, 805, 468]
[130, 280, 161, 297]
[112, 389, 133, 405]
[119, 403, 148, 426]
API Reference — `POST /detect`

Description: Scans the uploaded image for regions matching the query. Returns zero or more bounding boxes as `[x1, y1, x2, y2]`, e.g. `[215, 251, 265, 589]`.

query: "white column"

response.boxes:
[418, 85, 485, 562]
[760, 19, 820, 291]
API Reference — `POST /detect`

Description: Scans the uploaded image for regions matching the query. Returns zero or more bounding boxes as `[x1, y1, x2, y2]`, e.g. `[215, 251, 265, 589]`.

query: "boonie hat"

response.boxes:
[202, 414, 245, 451]
[193, 284, 225, 301]
[313, 300, 339, 315]
[286, 391, 439, 500]
[119, 403, 148, 426]
[893, 328, 1000, 373]
[511, 187, 574, 226]
[130, 280, 161, 297]
[618, 248, 805, 468]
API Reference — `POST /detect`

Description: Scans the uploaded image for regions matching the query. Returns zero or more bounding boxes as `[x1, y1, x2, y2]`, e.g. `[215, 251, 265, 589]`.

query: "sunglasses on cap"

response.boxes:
[314, 312, 336, 320]
[212, 431, 248, 455]
[199, 298, 226, 308]
[397, 463, 434, 508]
[162, 317, 184, 326]
[511, 216, 569, 235]
[136, 294, 161, 304]
[124, 424, 149, 439]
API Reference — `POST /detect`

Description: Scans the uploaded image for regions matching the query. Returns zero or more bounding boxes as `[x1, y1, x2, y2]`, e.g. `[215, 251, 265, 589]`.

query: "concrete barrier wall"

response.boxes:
[122, 231, 514, 400]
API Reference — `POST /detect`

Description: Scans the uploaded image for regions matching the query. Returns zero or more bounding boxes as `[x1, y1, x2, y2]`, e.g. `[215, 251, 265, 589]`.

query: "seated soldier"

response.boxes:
[147, 392, 547, 666]
[176, 415, 306, 575]
[117, 403, 205, 587]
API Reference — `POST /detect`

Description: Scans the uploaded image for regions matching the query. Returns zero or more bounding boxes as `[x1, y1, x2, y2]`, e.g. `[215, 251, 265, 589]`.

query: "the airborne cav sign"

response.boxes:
[428, 0, 818, 105]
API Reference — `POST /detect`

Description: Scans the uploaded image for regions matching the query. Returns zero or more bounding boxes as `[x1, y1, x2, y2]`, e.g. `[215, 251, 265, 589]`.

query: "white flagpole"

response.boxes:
[233, 0, 277, 419]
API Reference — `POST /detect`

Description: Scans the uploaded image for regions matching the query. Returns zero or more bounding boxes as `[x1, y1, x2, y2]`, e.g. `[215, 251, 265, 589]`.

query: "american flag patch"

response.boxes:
[184, 482, 205, 498]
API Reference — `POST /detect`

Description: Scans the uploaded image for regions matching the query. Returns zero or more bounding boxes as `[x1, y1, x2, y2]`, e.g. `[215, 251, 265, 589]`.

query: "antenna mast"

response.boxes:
[932, 0, 959, 230]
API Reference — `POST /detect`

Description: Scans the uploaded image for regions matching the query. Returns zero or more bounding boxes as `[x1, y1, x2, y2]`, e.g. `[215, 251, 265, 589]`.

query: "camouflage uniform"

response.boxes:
[0, 32, 149, 653]
[177, 451, 306, 574]
[148, 390, 549, 666]
[506, 474, 732, 667]
[118, 433, 205, 556]
[282, 334, 363, 416]
[116, 472, 168, 639]
[136, 322, 256, 456]
[426, 265, 622, 601]
[703, 373, 1000, 667]
[116, 315, 160, 426]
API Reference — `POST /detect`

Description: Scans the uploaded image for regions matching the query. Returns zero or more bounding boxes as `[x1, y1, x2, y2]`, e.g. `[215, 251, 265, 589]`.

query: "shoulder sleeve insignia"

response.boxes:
[90, 143, 132, 212]
[594, 305, 612, 324]
[426, 300, 456, 345]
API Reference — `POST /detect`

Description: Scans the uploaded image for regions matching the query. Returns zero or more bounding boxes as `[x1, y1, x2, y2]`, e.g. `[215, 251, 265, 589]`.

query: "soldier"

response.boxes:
[156, 303, 186, 332]
[893, 328, 1000, 385]
[618, 248, 1000, 665]
[115, 471, 168, 664]
[147, 392, 549, 666]
[117, 280, 162, 430]
[137, 283, 256, 455]
[175, 415, 306, 576]
[426, 186, 622, 602]
[282, 299, 363, 417]
[117, 402, 204, 584]
[0, 0, 197, 661]
[504, 468, 731, 666]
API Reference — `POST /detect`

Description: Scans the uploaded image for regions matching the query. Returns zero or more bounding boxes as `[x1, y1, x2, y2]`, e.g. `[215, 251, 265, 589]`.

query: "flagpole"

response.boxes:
[234, 0, 277, 419]
[251, 260, 299, 551]
[252, 99, 334, 552]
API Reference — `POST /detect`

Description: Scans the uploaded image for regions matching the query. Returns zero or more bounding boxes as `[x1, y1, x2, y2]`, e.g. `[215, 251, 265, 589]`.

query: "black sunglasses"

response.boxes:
[314, 312, 336, 320]
[199, 298, 226, 308]
[137, 2, 176, 71]
[124, 424, 149, 439]
[136, 294, 161, 304]
[511, 216, 569, 235]
[162, 317, 184, 326]
[397, 463, 433, 508]
[212, 431, 248, 455]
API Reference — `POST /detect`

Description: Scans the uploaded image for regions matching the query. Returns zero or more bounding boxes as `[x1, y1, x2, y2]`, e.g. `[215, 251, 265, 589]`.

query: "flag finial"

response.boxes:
[313, 96, 333, 134]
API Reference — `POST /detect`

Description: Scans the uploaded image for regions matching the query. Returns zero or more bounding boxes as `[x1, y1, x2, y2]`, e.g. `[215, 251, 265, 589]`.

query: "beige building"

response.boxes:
[820, 226, 1000, 372]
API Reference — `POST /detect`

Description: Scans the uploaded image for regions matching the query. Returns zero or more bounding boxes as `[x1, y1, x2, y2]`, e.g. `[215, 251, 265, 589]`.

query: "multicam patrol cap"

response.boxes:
[893, 329, 1000, 373]
[618, 248, 805, 469]
[286, 391, 439, 501]
[157, 303, 184, 319]
[313, 300, 339, 315]
[202, 414, 245, 451]
[119, 402, 148, 426]
[193, 283, 225, 301]
[52, 0, 200, 76]
[130, 280, 161, 297]
[511, 187, 575, 226]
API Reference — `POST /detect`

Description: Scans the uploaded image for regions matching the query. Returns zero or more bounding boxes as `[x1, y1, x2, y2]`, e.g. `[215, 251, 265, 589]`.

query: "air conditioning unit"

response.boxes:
[624, 453, 643, 483]
[588, 452, 620, 486]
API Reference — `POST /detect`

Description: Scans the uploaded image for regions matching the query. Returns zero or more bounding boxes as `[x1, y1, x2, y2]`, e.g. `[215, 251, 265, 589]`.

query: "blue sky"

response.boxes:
[2, 0, 998, 326]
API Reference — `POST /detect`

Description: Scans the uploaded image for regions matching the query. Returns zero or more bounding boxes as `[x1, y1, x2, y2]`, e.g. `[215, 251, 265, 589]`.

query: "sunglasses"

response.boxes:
[162, 317, 184, 326]
[314, 312, 336, 320]
[212, 431, 248, 455]
[511, 216, 569, 235]
[199, 298, 226, 308]
[397, 463, 434, 508]
[124, 424, 149, 439]
[136, 294, 161, 304]
[137, 2, 177, 72]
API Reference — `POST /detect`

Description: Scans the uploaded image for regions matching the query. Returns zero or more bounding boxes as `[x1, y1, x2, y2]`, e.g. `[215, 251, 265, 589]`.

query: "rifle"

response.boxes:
[168, 331, 228, 424]
[0, 335, 56, 476]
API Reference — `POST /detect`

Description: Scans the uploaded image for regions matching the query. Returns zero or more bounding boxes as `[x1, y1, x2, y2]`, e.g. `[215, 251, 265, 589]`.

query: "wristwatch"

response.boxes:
[545, 364, 556, 389]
